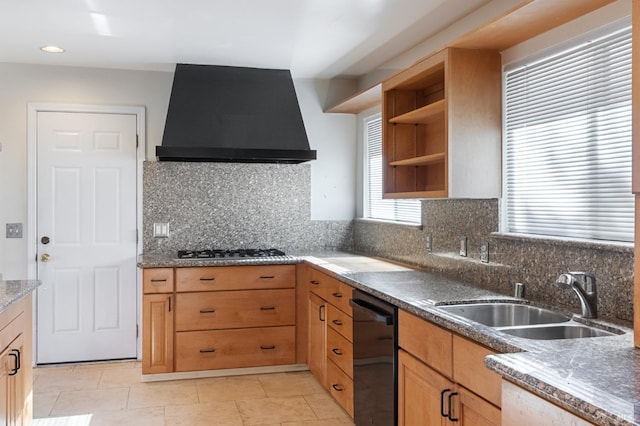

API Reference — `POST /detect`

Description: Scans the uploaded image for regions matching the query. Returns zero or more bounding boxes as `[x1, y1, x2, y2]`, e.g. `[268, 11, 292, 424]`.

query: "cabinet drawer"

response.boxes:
[308, 267, 338, 300]
[452, 335, 501, 407]
[176, 265, 295, 292]
[176, 289, 295, 331]
[327, 304, 352, 342]
[175, 326, 295, 371]
[143, 268, 174, 294]
[326, 281, 353, 315]
[398, 310, 452, 378]
[326, 360, 354, 417]
[327, 327, 353, 378]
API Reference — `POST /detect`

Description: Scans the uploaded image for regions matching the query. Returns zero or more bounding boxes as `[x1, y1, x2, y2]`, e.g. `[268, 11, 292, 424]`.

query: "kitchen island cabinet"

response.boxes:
[0, 294, 33, 426]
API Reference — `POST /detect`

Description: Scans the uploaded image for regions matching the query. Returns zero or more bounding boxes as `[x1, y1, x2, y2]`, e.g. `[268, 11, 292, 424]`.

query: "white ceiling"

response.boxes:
[0, 0, 491, 78]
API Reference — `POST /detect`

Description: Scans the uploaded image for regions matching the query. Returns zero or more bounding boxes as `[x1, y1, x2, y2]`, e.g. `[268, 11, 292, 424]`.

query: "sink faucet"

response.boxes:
[555, 272, 597, 318]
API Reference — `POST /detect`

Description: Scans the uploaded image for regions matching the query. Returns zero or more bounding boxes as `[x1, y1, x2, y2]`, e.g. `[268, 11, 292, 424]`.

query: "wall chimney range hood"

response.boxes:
[157, 64, 316, 163]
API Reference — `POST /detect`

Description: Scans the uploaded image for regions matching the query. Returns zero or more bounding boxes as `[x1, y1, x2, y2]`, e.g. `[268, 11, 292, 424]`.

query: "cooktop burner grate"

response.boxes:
[176, 248, 286, 260]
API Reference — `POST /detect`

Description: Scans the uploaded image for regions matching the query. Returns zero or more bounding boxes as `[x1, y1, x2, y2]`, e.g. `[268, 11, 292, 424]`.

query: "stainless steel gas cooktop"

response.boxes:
[175, 248, 286, 260]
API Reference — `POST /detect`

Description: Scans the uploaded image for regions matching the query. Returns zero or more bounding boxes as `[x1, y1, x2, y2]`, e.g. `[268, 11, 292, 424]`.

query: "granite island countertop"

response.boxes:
[138, 251, 636, 425]
[0, 280, 41, 313]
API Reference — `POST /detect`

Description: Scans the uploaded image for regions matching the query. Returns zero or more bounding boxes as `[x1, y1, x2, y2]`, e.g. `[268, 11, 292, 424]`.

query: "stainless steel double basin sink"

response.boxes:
[437, 302, 620, 340]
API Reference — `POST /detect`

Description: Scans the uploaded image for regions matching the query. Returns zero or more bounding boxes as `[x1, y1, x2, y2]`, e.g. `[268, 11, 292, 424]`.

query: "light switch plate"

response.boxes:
[459, 236, 467, 257]
[153, 222, 170, 238]
[6, 223, 22, 239]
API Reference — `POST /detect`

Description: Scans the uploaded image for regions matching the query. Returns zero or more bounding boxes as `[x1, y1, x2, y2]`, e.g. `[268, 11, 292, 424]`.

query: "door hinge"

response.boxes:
[136, 134, 139, 148]
[136, 324, 139, 338]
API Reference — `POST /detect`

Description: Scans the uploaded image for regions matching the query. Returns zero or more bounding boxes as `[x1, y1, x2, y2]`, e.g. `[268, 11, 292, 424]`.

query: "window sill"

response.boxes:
[355, 217, 423, 230]
[491, 232, 633, 254]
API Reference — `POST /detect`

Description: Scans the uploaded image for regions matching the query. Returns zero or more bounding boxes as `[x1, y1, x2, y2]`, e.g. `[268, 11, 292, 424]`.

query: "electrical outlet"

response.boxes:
[480, 242, 489, 263]
[6, 223, 22, 239]
[426, 233, 432, 252]
[459, 236, 467, 257]
[153, 222, 170, 238]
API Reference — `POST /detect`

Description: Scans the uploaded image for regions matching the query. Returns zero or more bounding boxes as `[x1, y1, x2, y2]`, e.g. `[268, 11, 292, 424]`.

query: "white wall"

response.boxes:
[0, 64, 357, 278]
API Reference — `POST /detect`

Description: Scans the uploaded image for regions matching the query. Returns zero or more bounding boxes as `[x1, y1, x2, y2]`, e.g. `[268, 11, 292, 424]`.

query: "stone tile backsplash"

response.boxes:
[143, 162, 353, 254]
[353, 199, 634, 322]
[143, 164, 633, 322]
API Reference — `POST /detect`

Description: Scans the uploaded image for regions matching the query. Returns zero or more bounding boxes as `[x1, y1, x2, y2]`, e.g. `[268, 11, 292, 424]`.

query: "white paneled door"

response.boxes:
[36, 111, 138, 364]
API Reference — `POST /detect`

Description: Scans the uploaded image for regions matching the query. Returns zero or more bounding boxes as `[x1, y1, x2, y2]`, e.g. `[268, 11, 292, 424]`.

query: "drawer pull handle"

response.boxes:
[331, 384, 343, 392]
[150, 278, 167, 283]
[310, 280, 320, 285]
[199, 349, 216, 353]
[8, 350, 20, 376]
[332, 319, 343, 326]
[199, 309, 216, 314]
[260, 345, 276, 350]
[260, 275, 275, 279]
[199, 277, 216, 282]
[331, 348, 343, 356]
[332, 292, 342, 298]
[260, 306, 276, 311]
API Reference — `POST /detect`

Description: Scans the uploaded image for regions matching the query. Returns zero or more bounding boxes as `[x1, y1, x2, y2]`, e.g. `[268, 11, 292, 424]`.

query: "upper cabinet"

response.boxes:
[382, 48, 501, 199]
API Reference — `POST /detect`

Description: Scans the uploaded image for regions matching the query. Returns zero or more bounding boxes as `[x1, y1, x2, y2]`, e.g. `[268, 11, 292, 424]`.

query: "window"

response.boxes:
[364, 114, 421, 223]
[504, 22, 633, 242]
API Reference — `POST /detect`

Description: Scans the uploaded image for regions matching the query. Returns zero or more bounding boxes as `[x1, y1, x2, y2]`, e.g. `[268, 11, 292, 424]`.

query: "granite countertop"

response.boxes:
[0, 280, 41, 313]
[138, 251, 636, 425]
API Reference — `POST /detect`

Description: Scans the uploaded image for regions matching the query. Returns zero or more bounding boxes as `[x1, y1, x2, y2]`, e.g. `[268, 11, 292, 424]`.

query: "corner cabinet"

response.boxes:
[306, 266, 354, 418]
[382, 47, 501, 199]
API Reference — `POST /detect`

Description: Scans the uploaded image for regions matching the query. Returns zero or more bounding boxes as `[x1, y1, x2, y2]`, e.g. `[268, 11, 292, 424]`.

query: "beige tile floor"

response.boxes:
[32, 361, 354, 426]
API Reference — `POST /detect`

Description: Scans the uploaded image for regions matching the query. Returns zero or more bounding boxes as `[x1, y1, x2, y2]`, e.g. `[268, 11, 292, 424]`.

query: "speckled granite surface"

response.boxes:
[137, 252, 301, 268]
[0, 280, 40, 312]
[143, 162, 353, 253]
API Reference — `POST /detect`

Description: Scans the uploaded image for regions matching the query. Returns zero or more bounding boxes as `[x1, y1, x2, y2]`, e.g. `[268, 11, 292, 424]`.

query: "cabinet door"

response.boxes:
[454, 386, 500, 426]
[308, 293, 327, 387]
[0, 334, 26, 426]
[142, 294, 174, 374]
[398, 349, 452, 426]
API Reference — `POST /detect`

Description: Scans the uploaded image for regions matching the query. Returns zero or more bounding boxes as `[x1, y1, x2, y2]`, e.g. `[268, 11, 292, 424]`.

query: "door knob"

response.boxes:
[40, 253, 50, 262]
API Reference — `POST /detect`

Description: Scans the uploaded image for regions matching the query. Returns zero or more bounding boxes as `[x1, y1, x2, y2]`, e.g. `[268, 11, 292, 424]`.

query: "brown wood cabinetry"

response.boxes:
[142, 264, 297, 375]
[174, 264, 296, 373]
[0, 295, 33, 425]
[307, 265, 354, 417]
[398, 310, 500, 425]
[382, 47, 501, 199]
[142, 269, 174, 374]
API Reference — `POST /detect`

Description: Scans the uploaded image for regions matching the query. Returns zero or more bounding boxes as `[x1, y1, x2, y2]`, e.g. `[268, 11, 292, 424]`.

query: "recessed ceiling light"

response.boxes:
[40, 46, 65, 53]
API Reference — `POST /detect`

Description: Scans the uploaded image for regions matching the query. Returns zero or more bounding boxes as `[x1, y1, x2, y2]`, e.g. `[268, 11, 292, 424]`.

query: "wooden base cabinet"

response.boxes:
[307, 266, 354, 417]
[398, 310, 501, 426]
[142, 269, 174, 374]
[174, 265, 296, 372]
[0, 294, 33, 426]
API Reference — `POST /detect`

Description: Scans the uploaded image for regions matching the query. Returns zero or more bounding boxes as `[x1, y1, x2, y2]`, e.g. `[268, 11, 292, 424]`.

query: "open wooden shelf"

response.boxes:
[389, 100, 445, 125]
[389, 152, 445, 167]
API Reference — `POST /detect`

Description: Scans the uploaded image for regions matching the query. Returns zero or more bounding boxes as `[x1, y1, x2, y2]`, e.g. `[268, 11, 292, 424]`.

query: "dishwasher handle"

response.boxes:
[350, 298, 394, 325]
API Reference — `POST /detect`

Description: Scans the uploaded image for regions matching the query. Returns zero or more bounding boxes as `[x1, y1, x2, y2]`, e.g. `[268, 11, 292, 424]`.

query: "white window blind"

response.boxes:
[365, 115, 421, 223]
[504, 24, 633, 242]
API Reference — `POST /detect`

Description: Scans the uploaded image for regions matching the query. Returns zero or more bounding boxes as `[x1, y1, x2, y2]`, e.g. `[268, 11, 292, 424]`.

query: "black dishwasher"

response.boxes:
[350, 289, 397, 425]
